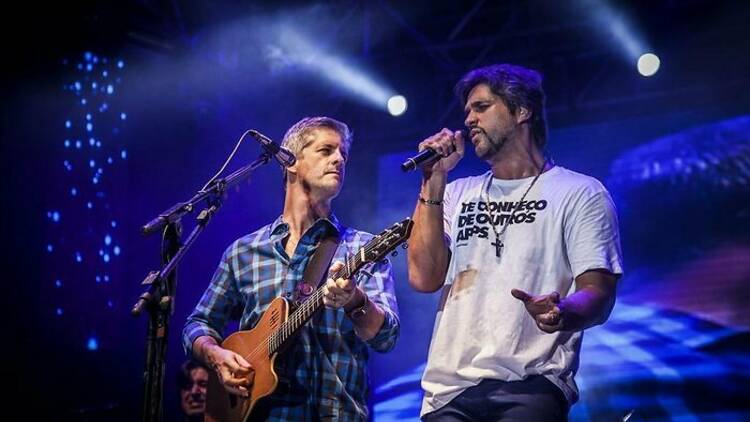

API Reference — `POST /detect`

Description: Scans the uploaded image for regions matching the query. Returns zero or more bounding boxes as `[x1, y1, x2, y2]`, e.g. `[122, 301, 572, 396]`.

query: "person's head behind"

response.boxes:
[280, 116, 353, 198]
[454, 64, 548, 150]
[177, 360, 209, 418]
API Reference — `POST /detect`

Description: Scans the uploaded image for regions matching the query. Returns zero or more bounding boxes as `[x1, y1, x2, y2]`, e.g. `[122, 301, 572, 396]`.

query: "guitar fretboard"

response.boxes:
[267, 251, 365, 354]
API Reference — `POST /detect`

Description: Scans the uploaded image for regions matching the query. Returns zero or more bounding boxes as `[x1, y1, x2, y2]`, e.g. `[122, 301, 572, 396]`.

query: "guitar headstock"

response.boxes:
[362, 218, 413, 264]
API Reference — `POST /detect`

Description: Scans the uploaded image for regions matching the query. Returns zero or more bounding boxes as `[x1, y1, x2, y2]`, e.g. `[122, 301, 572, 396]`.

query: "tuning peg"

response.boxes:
[401, 243, 408, 249]
[391, 251, 398, 257]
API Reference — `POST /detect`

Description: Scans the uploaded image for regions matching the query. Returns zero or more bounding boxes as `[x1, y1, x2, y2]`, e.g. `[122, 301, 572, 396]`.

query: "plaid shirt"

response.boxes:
[183, 215, 400, 421]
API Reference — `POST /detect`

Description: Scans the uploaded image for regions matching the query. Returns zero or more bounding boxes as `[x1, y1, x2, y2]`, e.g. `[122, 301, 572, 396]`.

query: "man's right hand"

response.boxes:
[204, 343, 254, 397]
[418, 128, 465, 176]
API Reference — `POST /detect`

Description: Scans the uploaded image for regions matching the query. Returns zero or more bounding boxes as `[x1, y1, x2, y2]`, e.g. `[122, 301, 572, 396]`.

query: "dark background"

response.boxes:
[4, 1, 749, 420]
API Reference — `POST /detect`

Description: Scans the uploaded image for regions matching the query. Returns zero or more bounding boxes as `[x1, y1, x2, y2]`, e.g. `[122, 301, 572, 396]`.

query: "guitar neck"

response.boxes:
[267, 252, 364, 354]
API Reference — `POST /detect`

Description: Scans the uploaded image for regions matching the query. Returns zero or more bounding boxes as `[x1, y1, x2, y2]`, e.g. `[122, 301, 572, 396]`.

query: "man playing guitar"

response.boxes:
[183, 116, 400, 421]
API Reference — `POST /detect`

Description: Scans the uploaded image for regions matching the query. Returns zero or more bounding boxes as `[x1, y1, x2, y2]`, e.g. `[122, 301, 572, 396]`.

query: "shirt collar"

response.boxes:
[270, 214, 343, 241]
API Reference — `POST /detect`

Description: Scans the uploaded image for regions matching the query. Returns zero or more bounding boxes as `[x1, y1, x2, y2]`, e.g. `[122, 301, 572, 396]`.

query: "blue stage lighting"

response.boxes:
[87, 337, 98, 351]
[49, 51, 129, 353]
[581, 0, 656, 73]
[387, 95, 408, 116]
[267, 26, 395, 111]
[637, 53, 660, 77]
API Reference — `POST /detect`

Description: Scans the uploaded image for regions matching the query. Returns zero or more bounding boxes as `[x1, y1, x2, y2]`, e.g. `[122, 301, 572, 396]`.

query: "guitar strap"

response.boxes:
[295, 233, 341, 304]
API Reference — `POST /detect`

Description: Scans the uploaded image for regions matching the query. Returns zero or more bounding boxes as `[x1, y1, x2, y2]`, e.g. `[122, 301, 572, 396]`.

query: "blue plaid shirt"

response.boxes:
[183, 215, 400, 421]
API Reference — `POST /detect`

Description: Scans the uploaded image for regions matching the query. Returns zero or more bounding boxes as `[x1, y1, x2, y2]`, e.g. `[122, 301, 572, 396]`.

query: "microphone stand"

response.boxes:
[131, 151, 273, 422]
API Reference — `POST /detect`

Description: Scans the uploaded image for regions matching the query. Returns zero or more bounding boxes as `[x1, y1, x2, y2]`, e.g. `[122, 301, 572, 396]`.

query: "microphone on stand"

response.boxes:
[249, 130, 296, 167]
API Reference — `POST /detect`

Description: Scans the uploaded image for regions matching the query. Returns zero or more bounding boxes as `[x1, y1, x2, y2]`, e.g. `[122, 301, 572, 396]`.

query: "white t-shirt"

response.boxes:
[421, 166, 624, 416]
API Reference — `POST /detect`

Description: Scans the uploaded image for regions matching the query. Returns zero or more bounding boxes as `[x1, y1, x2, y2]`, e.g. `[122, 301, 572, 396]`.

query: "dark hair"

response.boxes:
[454, 64, 548, 149]
[177, 359, 209, 391]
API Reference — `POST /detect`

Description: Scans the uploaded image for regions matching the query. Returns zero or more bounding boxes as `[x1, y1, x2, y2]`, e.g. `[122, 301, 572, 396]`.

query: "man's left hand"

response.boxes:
[323, 261, 361, 309]
[511, 288, 565, 333]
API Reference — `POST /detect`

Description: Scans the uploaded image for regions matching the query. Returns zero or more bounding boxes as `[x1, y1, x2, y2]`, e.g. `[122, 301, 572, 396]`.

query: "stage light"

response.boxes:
[387, 95, 407, 116]
[266, 26, 395, 112]
[637, 53, 660, 77]
[87, 337, 99, 351]
[581, 1, 659, 77]
[49, 52, 128, 351]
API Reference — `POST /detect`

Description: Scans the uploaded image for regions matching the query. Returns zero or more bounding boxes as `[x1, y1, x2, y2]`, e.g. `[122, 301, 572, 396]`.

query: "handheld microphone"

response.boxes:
[249, 130, 296, 167]
[401, 149, 443, 172]
[400, 131, 462, 172]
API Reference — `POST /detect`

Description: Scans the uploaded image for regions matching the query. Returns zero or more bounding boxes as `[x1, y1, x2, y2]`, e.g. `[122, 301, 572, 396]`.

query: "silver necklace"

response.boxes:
[483, 158, 548, 258]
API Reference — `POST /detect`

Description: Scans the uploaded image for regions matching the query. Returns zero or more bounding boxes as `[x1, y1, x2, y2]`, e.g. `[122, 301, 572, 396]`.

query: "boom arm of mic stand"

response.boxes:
[133, 152, 272, 313]
[140, 153, 272, 236]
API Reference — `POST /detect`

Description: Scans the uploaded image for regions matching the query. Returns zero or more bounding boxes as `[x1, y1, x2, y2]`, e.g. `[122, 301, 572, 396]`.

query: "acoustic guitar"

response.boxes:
[205, 218, 413, 421]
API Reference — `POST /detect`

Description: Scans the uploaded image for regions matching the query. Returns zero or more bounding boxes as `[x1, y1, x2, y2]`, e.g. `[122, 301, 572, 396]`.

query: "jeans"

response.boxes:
[421, 376, 569, 422]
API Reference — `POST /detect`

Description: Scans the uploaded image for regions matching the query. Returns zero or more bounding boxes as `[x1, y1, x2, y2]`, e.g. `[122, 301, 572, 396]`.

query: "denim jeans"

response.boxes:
[421, 376, 569, 422]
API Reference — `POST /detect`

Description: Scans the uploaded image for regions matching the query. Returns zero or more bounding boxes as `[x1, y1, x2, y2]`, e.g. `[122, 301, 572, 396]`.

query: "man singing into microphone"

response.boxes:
[408, 64, 623, 420]
[183, 116, 400, 420]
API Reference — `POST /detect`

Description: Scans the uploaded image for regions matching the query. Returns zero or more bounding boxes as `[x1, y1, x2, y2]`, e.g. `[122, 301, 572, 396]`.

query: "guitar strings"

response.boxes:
[239, 231, 402, 363]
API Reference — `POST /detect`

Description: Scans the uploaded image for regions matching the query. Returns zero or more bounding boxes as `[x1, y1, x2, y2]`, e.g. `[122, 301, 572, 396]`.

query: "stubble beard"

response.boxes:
[475, 131, 508, 161]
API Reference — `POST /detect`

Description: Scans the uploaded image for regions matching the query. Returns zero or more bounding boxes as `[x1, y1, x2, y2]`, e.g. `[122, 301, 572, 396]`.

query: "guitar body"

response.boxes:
[205, 296, 290, 422]
[203, 217, 413, 421]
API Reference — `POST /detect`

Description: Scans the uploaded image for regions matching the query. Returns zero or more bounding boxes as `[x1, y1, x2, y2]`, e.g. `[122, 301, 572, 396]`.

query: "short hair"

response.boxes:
[176, 359, 208, 391]
[454, 64, 548, 149]
[280, 116, 353, 184]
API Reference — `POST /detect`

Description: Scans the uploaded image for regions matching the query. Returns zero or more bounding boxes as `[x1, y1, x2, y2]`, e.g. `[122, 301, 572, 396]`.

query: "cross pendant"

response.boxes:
[491, 237, 504, 258]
